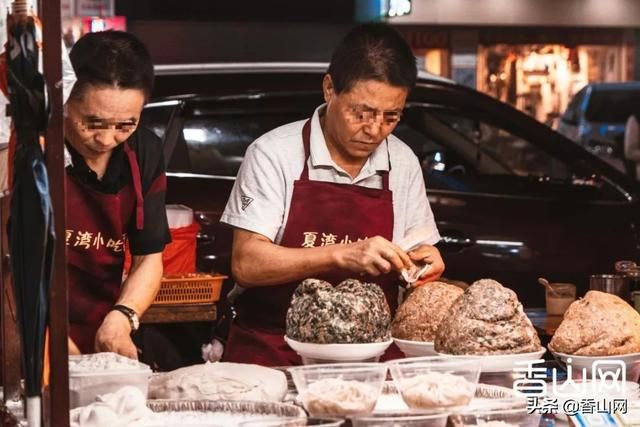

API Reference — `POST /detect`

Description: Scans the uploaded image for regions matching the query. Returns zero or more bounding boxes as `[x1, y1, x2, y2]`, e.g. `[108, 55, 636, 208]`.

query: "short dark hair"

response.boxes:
[327, 23, 417, 94]
[68, 30, 154, 101]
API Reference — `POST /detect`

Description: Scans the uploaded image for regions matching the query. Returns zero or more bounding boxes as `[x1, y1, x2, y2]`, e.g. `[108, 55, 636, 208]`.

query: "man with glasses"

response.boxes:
[220, 23, 444, 365]
[63, 31, 170, 358]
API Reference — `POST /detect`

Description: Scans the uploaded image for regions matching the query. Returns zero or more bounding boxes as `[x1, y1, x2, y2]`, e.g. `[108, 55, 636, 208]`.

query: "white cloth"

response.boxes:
[221, 104, 440, 245]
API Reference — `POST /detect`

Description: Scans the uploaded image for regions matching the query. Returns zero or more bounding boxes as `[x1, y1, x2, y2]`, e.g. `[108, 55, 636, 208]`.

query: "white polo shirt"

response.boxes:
[221, 104, 440, 246]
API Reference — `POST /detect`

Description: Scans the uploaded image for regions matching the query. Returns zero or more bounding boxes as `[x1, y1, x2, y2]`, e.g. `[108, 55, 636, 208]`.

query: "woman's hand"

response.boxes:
[409, 244, 445, 286]
[334, 236, 413, 276]
[94, 310, 139, 360]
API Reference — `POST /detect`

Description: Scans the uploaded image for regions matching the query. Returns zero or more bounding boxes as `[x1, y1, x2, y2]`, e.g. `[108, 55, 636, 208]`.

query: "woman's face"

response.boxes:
[64, 85, 145, 163]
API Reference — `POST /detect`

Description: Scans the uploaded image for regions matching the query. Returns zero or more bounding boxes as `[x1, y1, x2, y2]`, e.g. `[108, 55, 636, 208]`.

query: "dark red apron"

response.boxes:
[66, 142, 144, 354]
[224, 120, 402, 366]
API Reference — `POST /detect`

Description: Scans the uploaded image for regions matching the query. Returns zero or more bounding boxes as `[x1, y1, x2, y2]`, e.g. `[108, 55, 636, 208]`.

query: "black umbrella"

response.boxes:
[6, 2, 54, 426]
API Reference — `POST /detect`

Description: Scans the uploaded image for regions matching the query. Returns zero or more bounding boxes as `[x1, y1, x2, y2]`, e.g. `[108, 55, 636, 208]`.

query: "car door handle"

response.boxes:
[440, 235, 474, 247]
[437, 230, 476, 253]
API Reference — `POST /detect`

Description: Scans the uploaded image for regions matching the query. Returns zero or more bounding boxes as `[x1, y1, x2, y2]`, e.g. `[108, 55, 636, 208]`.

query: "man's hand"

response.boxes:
[334, 236, 413, 276]
[409, 244, 445, 286]
[94, 310, 138, 360]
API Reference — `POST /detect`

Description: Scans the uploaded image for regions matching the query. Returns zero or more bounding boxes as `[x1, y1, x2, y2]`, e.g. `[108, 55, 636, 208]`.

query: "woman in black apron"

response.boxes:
[64, 31, 170, 357]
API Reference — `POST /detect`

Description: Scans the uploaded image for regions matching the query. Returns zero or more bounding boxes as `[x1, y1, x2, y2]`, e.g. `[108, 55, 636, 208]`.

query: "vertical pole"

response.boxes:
[0, 196, 21, 403]
[40, 0, 69, 426]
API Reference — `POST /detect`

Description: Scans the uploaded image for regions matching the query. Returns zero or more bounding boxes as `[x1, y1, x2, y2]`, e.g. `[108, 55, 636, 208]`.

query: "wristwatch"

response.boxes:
[112, 304, 140, 334]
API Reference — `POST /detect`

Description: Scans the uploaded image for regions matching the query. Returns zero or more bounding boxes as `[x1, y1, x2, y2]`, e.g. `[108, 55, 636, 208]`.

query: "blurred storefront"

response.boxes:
[61, 0, 126, 48]
[386, 0, 638, 124]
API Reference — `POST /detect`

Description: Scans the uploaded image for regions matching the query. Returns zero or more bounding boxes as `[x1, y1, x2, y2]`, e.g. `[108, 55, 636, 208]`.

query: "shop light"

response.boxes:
[387, 0, 411, 17]
[183, 128, 207, 143]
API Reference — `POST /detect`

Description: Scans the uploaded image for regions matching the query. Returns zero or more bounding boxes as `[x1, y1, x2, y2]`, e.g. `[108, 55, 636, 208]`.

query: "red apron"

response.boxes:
[224, 120, 402, 366]
[66, 142, 144, 354]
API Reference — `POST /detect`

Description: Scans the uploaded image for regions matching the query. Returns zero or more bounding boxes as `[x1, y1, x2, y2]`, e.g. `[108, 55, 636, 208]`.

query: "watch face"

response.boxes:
[131, 314, 140, 331]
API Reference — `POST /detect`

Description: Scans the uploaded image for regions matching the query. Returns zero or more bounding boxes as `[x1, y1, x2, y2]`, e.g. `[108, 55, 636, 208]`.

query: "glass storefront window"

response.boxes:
[477, 44, 627, 127]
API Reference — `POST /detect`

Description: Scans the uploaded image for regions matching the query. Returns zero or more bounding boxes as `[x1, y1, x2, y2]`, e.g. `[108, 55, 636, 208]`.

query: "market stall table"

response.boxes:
[141, 303, 217, 324]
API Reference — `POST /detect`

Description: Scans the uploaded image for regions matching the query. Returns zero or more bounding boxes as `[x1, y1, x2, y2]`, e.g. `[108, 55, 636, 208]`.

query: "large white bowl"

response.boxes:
[284, 336, 393, 364]
[437, 347, 547, 373]
[550, 351, 640, 380]
[393, 338, 436, 357]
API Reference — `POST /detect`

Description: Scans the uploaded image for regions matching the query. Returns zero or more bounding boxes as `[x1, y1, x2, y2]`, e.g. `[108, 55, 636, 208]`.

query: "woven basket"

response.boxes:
[152, 273, 226, 305]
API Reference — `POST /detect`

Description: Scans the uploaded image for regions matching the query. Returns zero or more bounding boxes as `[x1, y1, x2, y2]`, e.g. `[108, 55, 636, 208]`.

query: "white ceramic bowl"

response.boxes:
[393, 338, 436, 357]
[288, 363, 388, 418]
[437, 347, 547, 373]
[550, 351, 640, 380]
[284, 336, 393, 364]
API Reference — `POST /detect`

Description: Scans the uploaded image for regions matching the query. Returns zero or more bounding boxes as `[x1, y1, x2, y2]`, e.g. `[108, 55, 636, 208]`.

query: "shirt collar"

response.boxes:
[309, 104, 390, 175]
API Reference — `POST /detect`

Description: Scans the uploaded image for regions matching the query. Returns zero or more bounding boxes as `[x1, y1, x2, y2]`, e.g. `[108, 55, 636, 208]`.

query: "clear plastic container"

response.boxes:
[545, 282, 576, 316]
[387, 357, 480, 411]
[351, 412, 449, 427]
[449, 404, 541, 427]
[68, 353, 151, 408]
[288, 363, 387, 417]
[238, 417, 345, 426]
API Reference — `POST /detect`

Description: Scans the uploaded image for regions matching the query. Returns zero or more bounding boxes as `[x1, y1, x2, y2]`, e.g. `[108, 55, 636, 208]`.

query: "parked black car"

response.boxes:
[141, 63, 640, 308]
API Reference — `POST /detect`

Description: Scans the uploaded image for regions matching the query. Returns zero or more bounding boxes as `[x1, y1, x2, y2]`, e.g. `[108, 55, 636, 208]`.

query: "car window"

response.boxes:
[139, 101, 179, 140]
[169, 96, 319, 175]
[396, 105, 625, 201]
[434, 112, 571, 180]
[585, 88, 640, 123]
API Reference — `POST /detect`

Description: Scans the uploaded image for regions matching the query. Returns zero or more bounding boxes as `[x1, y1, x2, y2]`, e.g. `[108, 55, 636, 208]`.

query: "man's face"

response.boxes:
[64, 85, 145, 163]
[322, 75, 408, 164]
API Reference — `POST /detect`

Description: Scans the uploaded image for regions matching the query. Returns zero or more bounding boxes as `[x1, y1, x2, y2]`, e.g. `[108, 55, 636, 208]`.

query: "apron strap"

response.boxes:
[123, 142, 145, 230]
[300, 117, 391, 191]
[300, 119, 312, 181]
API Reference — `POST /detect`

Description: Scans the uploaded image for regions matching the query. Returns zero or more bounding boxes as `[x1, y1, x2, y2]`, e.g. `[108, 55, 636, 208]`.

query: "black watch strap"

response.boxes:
[112, 304, 140, 334]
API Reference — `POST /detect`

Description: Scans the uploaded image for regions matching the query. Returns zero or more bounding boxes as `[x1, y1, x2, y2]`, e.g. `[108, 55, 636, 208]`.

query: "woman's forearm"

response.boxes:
[117, 252, 163, 315]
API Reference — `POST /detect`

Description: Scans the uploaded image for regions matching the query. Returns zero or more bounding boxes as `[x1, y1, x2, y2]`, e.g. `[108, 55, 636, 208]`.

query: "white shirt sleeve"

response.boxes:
[624, 116, 640, 162]
[401, 155, 441, 245]
[220, 140, 286, 242]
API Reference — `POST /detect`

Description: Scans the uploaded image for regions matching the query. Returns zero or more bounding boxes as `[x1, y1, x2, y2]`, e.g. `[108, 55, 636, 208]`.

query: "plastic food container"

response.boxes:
[238, 417, 345, 426]
[448, 402, 541, 427]
[288, 363, 387, 417]
[68, 353, 152, 408]
[545, 282, 576, 316]
[351, 412, 449, 427]
[387, 357, 480, 411]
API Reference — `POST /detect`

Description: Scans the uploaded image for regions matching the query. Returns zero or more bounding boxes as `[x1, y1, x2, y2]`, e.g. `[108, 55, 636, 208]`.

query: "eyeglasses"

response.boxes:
[346, 105, 403, 125]
[77, 118, 137, 133]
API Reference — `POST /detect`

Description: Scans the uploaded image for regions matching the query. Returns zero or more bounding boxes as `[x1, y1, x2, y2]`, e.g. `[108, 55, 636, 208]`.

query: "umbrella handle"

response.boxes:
[26, 396, 41, 427]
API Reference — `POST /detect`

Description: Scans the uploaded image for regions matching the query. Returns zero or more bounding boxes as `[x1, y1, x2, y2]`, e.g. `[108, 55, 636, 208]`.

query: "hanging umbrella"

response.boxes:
[6, 1, 53, 426]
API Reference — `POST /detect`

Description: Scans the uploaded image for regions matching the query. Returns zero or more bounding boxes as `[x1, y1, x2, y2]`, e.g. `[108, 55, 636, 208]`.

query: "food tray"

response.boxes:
[147, 399, 305, 423]
[152, 273, 226, 305]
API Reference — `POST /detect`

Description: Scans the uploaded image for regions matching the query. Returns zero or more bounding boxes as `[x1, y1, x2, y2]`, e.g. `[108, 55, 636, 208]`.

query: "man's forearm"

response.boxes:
[232, 238, 338, 287]
[117, 252, 163, 315]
